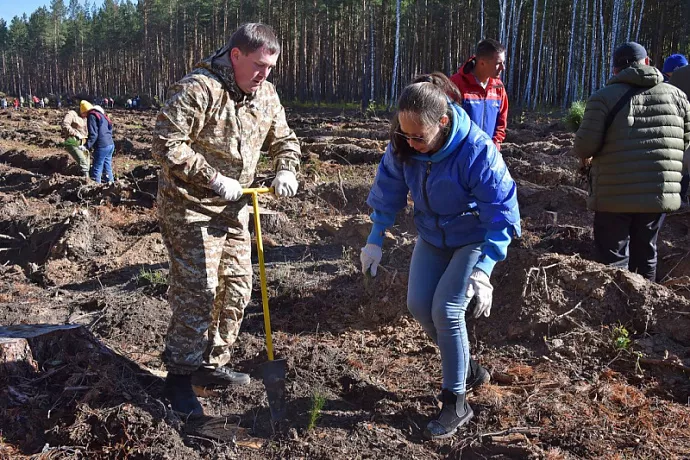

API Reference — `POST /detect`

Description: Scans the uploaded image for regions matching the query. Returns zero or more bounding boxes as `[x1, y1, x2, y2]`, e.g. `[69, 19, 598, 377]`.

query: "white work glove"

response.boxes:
[360, 243, 382, 277]
[466, 268, 494, 318]
[209, 172, 243, 201]
[271, 170, 299, 197]
[78, 145, 88, 152]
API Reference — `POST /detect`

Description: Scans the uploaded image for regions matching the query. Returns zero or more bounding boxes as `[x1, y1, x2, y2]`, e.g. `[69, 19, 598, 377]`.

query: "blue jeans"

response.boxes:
[90, 144, 114, 183]
[407, 237, 481, 394]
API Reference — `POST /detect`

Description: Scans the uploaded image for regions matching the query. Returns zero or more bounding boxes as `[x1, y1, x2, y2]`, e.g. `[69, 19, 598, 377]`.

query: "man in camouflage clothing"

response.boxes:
[152, 23, 300, 416]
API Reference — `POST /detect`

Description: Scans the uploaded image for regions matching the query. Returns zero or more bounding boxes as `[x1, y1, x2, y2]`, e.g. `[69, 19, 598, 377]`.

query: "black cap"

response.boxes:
[613, 42, 647, 68]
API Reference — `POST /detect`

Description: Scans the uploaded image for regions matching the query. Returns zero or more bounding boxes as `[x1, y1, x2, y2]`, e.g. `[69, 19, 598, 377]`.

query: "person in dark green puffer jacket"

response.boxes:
[574, 42, 690, 282]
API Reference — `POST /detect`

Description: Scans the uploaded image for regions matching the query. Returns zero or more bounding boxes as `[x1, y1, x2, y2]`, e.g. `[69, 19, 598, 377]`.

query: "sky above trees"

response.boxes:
[0, 0, 104, 23]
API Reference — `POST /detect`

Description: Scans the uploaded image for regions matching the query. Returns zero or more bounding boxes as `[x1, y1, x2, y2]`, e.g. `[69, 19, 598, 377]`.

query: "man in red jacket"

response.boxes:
[450, 39, 508, 149]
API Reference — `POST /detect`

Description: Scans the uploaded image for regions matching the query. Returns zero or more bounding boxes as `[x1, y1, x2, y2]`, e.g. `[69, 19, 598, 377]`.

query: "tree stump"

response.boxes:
[0, 324, 112, 381]
[248, 207, 289, 234]
[0, 336, 38, 379]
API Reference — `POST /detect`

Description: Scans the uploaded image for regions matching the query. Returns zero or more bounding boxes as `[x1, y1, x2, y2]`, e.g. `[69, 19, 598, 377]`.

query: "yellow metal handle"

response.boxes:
[242, 187, 273, 195]
[242, 187, 276, 360]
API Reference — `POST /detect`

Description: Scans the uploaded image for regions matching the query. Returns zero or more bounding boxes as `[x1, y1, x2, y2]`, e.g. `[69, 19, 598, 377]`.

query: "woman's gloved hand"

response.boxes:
[271, 170, 299, 197]
[209, 172, 243, 201]
[466, 268, 493, 318]
[360, 243, 382, 276]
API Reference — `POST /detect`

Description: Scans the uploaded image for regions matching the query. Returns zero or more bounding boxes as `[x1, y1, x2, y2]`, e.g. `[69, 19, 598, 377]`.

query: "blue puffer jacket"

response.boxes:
[85, 107, 114, 150]
[366, 103, 521, 275]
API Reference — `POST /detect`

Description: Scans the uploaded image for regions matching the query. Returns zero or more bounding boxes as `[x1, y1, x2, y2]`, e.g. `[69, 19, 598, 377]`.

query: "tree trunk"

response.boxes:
[532, 0, 548, 108]
[523, 0, 539, 105]
[389, 0, 401, 109]
[563, 0, 580, 108]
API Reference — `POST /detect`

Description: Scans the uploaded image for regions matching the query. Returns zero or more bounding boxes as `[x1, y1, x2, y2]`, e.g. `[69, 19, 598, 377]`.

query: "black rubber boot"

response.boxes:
[164, 373, 203, 418]
[466, 358, 491, 392]
[191, 366, 250, 387]
[424, 389, 474, 439]
[436, 359, 490, 402]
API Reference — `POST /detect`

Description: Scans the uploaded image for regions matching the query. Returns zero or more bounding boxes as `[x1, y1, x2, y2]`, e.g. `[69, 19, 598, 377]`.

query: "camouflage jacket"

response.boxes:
[152, 57, 300, 206]
[61, 110, 87, 140]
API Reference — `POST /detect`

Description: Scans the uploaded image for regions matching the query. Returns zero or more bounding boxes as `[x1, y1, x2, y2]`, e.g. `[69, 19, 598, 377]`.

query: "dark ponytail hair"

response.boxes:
[390, 72, 459, 161]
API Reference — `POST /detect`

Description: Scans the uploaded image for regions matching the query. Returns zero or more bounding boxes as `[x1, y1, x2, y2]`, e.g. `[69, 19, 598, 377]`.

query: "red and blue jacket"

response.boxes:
[450, 57, 508, 149]
[86, 108, 114, 150]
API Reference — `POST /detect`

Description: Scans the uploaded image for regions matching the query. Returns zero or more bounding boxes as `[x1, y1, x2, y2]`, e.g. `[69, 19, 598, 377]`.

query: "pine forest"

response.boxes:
[1, 0, 689, 108]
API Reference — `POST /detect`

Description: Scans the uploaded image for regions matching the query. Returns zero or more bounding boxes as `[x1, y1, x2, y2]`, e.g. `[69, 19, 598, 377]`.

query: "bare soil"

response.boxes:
[0, 107, 689, 459]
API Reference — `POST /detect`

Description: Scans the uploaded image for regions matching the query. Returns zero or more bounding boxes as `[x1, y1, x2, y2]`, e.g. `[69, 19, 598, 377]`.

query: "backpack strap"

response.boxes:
[87, 109, 113, 128]
[603, 85, 646, 132]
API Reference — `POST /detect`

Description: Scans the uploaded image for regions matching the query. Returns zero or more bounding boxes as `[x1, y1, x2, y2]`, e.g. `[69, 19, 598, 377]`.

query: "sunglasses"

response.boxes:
[395, 130, 428, 142]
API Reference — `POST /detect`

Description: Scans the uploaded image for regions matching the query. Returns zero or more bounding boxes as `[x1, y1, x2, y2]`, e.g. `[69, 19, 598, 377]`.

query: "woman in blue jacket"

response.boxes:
[360, 75, 520, 439]
[80, 100, 115, 183]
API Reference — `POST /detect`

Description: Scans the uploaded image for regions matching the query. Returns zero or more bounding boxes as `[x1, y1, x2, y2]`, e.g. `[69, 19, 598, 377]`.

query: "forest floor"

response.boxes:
[0, 106, 689, 459]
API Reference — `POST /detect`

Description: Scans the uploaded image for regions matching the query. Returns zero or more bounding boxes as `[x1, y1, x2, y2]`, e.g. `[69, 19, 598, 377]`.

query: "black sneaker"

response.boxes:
[466, 358, 491, 392]
[424, 389, 474, 439]
[191, 366, 250, 387]
[164, 373, 203, 418]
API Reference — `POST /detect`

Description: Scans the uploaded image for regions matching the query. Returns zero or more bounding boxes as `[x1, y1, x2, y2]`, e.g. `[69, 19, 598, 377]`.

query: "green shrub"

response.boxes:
[135, 267, 167, 286]
[612, 324, 632, 351]
[564, 100, 586, 132]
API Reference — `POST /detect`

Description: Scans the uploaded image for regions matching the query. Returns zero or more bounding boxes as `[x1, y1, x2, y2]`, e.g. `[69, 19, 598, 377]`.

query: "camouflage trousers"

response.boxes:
[159, 198, 252, 375]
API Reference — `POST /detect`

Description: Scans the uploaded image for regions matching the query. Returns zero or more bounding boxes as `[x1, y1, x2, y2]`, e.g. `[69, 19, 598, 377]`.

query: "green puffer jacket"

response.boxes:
[574, 64, 690, 213]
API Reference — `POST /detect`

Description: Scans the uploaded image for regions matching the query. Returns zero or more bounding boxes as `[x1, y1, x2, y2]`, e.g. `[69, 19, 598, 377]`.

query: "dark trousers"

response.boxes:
[593, 211, 665, 281]
[681, 174, 689, 199]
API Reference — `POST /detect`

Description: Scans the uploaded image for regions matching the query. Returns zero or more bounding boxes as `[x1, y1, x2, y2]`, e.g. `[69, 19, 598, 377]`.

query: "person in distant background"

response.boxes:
[80, 100, 115, 183]
[668, 61, 690, 206]
[450, 39, 508, 150]
[662, 54, 687, 82]
[61, 107, 90, 177]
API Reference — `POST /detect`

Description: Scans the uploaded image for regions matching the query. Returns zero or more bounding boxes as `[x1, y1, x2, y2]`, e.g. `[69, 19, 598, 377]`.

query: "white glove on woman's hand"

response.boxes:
[209, 173, 243, 201]
[360, 243, 382, 277]
[271, 170, 299, 197]
[466, 268, 494, 318]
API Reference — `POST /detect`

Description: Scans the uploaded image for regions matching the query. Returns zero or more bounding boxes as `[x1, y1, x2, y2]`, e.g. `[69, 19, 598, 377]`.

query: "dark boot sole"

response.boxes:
[424, 406, 474, 440]
[191, 376, 251, 387]
[170, 408, 205, 419]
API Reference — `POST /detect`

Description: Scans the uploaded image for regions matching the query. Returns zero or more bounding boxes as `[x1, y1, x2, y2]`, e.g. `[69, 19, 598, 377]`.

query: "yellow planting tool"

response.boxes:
[242, 187, 286, 422]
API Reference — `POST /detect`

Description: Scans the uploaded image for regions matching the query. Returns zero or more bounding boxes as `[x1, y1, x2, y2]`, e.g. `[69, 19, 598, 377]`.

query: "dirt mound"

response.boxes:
[0, 148, 76, 175]
[28, 166, 157, 207]
[488, 250, 689, 341]
[302, 141, 384, 164]
[0, 324, 198, 458]
[115, 137, 151, 159]
[309, 181, 373, 215]
[41, 209, 121, 285]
